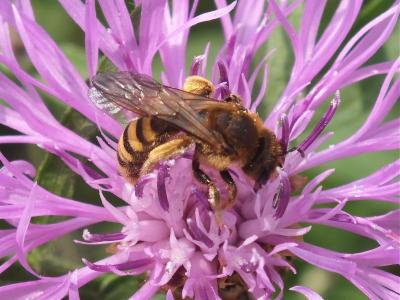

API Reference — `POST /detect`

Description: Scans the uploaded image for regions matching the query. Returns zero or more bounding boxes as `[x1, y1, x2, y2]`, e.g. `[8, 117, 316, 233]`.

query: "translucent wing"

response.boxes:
[166, 87, 239, 112]
[89, 72, 229, 150]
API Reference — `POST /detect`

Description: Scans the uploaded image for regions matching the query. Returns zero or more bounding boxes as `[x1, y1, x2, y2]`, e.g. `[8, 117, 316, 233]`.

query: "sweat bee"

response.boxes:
[89, 72, 283, 217]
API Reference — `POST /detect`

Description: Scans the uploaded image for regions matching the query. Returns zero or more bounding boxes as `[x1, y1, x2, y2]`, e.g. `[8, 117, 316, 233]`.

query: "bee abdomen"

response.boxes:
[118, 120, 143, 162]
[117, 118, 148, 182]
[117, 150, 147, 184]
[117, 117, 177, 183]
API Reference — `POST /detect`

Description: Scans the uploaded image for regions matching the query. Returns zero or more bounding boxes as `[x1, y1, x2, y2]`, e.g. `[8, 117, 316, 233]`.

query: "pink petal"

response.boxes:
[85, 0, 98, 78]
[290, 286, 323, 300]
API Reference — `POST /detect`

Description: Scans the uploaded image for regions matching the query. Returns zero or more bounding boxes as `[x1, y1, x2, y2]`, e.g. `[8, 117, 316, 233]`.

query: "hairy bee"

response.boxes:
[89, 72, 283, 215]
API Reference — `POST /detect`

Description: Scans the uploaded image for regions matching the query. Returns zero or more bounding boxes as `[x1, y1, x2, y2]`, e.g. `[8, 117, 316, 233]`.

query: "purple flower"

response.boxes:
[0, 1, 399, 299]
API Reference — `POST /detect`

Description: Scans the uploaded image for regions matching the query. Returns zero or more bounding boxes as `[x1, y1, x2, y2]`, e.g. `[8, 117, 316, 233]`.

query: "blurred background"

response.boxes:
[0, 0, 398, 299]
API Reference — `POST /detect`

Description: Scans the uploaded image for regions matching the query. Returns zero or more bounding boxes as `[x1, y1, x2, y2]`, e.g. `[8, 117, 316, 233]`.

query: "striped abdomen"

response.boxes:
[117, 117, 176, 183]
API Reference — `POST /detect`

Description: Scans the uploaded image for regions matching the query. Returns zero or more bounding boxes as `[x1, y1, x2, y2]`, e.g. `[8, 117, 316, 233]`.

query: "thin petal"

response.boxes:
[290, 286, 323, 300]
[85, 0, 98, 78]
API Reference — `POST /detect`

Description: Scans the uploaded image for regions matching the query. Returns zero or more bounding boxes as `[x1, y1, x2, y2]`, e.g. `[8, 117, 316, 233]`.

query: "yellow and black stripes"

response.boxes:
[135, 118, 147, 145]
[117, 117, 178, 183]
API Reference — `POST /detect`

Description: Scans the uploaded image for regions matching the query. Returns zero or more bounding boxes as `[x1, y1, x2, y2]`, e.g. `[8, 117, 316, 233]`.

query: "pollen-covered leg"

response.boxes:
[192, 159, 220, 206]
[183, 75, 215, 96]
[192, 147, 225, 226]
[219, 169, 237, 209]
[140, 137, 193, 176]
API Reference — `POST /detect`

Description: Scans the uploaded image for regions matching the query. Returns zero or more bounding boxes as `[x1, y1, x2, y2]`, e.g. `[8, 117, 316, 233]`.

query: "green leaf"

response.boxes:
[32, 0, 84, 45]
[35, 107, 98, 201]
[59, 43, 88, 78]
[97, 54, 119, 73]
[35, 152, 76, 199]
[27, 234, 83, 275]
[352, 0, 396, 35]
[75, 273, 157, 299]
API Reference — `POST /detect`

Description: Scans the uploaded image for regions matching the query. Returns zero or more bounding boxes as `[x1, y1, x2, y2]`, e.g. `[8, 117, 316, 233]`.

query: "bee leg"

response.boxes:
[140, 137, 193, 176]
[192, 159, 220, 208]
[219, 169, 237, 209]
[192, 153, 222, 224]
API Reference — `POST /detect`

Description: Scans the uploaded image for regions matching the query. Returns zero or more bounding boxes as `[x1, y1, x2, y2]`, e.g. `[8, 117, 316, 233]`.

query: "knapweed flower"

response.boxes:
[0, 0, 399, 299]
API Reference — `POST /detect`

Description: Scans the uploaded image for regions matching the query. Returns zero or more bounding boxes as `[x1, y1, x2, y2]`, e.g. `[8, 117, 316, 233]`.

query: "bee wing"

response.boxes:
[166, 86, 242, 113]
[89, 72, 228, 149]
[89, 72, 162, 115]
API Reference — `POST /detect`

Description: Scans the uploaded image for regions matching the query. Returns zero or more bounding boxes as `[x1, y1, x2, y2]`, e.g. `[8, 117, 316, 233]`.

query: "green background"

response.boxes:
[0, 1, 398, 299]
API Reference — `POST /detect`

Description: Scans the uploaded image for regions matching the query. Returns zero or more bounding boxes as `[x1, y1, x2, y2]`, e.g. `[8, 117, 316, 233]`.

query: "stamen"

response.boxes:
[240, 250, 260, 273]
[215, 82, 230, 99]
[135, 175, 153, 198]
[190, 55, 204, 76]
[157, 164, 170, 211]
[241, 261, 258, 273]
[186, 189, 212, 230]
[297, 92, 340, 154]
[83, 258, 152, 272]
[280, 114, 290, 153]
[187, 218, 214, 248]
[273, 168, 291, 219]
[82, 229, 126, 242]
[329, 212, 356, 223]
[192, 188, 211, 206]
[165, 261, 175, 274]
[218, 61, 229, 86]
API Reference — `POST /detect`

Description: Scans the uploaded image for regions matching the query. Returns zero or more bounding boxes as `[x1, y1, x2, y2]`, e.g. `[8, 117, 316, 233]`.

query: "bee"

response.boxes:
[89, 72, 283, 216]
[218, 272, 253, 300]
